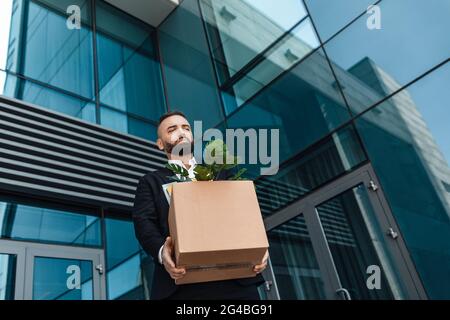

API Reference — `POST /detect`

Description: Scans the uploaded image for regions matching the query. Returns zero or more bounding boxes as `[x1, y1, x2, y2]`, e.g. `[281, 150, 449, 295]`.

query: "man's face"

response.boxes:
[157, 115, 194, 157]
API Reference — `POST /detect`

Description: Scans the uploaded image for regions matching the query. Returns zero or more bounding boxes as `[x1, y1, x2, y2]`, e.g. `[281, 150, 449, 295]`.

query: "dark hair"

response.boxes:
[158, 110, 188, 127]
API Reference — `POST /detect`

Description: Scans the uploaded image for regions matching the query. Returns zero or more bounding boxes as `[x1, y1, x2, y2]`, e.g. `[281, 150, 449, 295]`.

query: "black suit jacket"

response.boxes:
[132, 167, 265, 300]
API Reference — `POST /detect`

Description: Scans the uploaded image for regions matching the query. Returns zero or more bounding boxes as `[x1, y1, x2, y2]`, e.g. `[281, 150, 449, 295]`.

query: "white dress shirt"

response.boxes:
[158, 157, 197, 264]
[168, 157, 197, 180]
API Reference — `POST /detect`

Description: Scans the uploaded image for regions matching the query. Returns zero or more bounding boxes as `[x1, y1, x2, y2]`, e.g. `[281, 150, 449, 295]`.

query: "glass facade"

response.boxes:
[158, 0, 224, 129]
[0, 197, 153, 300]
[177, 0, 450, 299]
[255, 125, 367, 217]
[0, 0, 166, 140]
[0, 200, 101, 247]
[355, 62, 450, 299]
[0, 0, 449, 300]
[96, 1, 165, 140]
[104, 217, 153, 300]
[200, 0, 309, 83]
[324, 0, 450, 115]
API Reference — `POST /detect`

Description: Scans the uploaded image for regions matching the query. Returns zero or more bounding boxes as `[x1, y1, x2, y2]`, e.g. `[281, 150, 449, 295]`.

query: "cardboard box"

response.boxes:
[167, 180, 269, 285]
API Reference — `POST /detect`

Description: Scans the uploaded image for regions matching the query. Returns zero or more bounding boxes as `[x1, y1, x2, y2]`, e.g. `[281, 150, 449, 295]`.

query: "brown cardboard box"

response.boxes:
[167, 180, 269, 285]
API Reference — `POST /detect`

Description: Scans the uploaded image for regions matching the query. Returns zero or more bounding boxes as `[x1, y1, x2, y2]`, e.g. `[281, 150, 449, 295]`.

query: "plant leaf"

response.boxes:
[166, 163, 189, 177]
[194, 165, 214, 181]
[229, 168, 247, 180]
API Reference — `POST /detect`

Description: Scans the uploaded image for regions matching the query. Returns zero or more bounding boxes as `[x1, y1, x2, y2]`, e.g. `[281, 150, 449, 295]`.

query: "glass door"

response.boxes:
[0, 253, 17, 300]
[264, 164, 426, 300]
[312, 183, 403, 299]
[24, 244, 105, 300]
[0, 242, 25, 300]
[263, 213, 329, 299]
[0, 240, 105, 300]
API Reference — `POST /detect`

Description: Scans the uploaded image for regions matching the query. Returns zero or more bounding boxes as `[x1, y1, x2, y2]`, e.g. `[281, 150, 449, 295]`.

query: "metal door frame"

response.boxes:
[0, 240, 26, 299]
[264, 163, 427, 300]
[261, 255, 281, 300]
[0, 239, 106, 300]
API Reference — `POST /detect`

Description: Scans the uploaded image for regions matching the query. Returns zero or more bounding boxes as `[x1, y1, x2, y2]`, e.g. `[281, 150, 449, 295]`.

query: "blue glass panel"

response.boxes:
[0, 70, 96, 123]
[105, 218, 140, 269]
[106, 253, 143, 300]
[255, 125, 366, 217]
[158, 0, 224, 129]
[226, 48, 351, 166]
[96, 1, 166, 124]
[0, 201, 102, 247]
[324, 0, 450, 114]
[105, 218, 152, 300]
[11, 0, 94, 99]
[33, 257, 93, 300]
[200, 0, 308, 82]
[355, 62, 450, 299]
[100, 105, 157, 141]
[305, 0, 377, 42]
[223, 18, 320, 111]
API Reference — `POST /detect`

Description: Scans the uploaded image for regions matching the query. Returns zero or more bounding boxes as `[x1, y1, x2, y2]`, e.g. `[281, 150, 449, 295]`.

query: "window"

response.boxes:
[96, 1, 166, 128]
[0, 200, 101, 247]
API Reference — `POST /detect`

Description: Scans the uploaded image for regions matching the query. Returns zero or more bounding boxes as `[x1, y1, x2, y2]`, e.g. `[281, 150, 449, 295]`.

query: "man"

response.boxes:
[132, 111, 268, 300]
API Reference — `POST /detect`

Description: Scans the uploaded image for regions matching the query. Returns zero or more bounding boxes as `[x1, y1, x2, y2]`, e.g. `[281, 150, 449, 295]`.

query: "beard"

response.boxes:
[163, 139, 195, 157]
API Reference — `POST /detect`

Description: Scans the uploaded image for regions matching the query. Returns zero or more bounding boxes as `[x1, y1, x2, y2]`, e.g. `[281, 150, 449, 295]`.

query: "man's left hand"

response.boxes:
[253, 250, 269, 274]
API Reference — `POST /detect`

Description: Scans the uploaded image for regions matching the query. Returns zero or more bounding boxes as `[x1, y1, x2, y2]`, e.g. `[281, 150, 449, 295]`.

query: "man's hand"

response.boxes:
[162, 236, 186, 280]
[253, 249, 269, 274]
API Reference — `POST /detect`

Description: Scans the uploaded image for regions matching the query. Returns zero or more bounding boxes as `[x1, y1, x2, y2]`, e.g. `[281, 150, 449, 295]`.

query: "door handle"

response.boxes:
[336, 288, 352, 300]
[95, 264, 104, 275]
[264, 280, 273, 292]
[387, 227, 399, 239]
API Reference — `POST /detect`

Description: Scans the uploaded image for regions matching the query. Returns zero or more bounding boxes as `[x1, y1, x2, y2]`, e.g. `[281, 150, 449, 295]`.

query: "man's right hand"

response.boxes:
[162, 236, 186, 280]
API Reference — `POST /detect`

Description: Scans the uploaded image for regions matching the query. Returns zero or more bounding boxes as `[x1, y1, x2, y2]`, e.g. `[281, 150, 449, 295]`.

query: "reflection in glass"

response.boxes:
[0, 70, 96, 123]
[0, 201, 101, 247]
[255, 125, 366, 217]
[324, 0, 450, 114]
[3, 0, 94, 99]
[33, 256, 93, 300]
[96, 1, 166, 125]
[224, 18, 320, 110]
[355, 62, 450, 299]
[158, 0, 224, 129]
[316, 185, 404, 299]
[268, 214, 326, 299]
[0, 0, 166, 140]
[304, 0, 376, 42]
[105, 218, 152, 300]
[100, 106, 157, 141]
[226, 48, 351, 164]
[106, 253, 145, 300]
[0, 254, 16, 300]
[201, 0, 307, 82]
